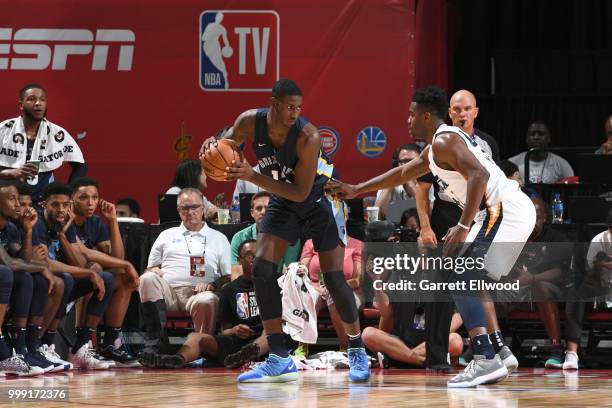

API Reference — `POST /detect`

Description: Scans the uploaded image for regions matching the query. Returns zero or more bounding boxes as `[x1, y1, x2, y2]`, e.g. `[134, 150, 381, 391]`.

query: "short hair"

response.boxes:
[412, 86, 448, 119]
[400, 208, 420, 228]
[272, 79, 302, 99]
[117, 198, 140, 216]
[237, 239, 257, 258]
[527, 120, 551, 134]
[42, 182, 71, 200]
[499, 160, 519, 178]
[69, 177, 98, 193]
[392, 143, 422, 166]
[0, 179, 18, 190]
[177, 188, 203, 206]
[250, 191, 272, 208]
[16, 183, 32, 197]
[19, 83, 45, 100]
[170, 159, 202, 190]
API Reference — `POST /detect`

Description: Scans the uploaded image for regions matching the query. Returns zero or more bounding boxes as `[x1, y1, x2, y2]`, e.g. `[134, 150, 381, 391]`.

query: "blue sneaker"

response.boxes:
[237, 354, 298, 383]
[348, 348, 370, 382]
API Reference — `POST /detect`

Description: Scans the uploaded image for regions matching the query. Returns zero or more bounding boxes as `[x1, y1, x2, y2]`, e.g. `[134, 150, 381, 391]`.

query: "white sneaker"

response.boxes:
[562, 351, 579, 370]
[0, 350, 45, 377]
[40, 344, 73, 371]
[68, 343, 110, 370]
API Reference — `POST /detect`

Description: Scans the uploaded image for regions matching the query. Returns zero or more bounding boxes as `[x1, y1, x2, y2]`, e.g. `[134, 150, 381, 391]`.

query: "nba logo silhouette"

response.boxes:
[199, 10, 280, 91]
[235, 293, 250, 319]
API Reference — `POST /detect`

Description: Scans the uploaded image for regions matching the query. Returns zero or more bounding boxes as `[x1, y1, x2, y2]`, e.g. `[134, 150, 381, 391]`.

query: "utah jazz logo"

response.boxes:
[199, 10, 279, 92]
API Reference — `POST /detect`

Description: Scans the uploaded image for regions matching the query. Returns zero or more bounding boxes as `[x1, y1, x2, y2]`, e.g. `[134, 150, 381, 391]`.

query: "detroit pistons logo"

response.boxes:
[199, 10, 279, 91]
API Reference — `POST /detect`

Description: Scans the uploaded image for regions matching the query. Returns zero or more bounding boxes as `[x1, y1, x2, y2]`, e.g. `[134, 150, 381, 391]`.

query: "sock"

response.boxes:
[13, 327, 27, 355]
[26, 325, 42, 351]
[41, 330, 57, 346]
[266, 333, 289, 358]
[72, 327, 94, 354]
[551, 338, 563, 356]
[103, 327, 121, 348]
[0, 335, 11, 360]
[472, 334, 495, 359]
[348, 332, 364, 349]
[489, 330, 505, 353]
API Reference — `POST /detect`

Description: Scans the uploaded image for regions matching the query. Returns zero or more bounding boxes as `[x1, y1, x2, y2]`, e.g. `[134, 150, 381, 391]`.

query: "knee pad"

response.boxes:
[99, 271, 115, 295]
[0, 266, 13, 304]
[322, 271, 358, 324]
[251, 257, 282, 321]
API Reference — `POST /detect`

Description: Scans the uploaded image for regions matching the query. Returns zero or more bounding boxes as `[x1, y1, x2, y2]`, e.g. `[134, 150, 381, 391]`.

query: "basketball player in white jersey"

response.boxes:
[330, 87, 536, 387]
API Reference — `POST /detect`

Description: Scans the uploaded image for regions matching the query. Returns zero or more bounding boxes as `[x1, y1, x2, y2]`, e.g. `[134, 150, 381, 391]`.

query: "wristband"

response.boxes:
[457, 222, 470, 231]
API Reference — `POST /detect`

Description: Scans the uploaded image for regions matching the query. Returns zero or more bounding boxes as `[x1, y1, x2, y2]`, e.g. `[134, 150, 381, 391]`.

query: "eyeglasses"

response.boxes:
[178, 204, 203, 212]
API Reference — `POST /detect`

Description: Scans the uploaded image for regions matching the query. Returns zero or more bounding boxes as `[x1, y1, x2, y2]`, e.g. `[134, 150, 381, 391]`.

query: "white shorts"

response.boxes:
[462, 190, 536, 281]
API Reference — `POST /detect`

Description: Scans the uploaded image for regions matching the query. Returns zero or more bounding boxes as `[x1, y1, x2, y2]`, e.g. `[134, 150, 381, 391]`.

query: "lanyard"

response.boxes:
[184, 234, 206, 257]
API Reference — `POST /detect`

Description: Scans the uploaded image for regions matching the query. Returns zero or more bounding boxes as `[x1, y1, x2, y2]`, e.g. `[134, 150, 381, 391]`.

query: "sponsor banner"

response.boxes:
[0, 1, 416, 221]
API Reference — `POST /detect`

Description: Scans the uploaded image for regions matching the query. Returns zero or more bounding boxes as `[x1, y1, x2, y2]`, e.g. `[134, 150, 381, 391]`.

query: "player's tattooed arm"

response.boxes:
[199, 110, 256, 157]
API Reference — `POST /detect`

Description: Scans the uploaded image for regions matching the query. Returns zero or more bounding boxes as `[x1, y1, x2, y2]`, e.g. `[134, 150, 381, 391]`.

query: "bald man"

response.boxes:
[448, 90, 500, 164]
[595, 114, 612, 155]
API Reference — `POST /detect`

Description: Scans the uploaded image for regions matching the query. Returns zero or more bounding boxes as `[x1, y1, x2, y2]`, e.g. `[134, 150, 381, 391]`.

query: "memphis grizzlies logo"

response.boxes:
[356, 126, 387, 158]
[199, 10, 279, 92]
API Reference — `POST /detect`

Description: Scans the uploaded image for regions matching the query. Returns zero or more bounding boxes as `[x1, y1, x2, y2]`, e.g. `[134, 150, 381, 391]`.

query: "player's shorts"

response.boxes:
[259, 194, 347, 252]
[460, 189, 536, 281]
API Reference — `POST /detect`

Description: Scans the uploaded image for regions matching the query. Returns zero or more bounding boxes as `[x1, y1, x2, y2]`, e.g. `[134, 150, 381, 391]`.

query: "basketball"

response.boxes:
[200, 139, 243, 182]
[222, 46, 233, 58]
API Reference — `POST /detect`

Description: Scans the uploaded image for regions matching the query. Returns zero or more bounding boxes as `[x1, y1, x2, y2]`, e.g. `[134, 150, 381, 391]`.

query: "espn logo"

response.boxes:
[0, 28, 135, 71]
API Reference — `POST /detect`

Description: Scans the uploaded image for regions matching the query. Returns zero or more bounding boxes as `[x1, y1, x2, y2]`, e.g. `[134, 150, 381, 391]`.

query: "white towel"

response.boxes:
[278, 262, 318, 344]
[0, 117, 84, 179]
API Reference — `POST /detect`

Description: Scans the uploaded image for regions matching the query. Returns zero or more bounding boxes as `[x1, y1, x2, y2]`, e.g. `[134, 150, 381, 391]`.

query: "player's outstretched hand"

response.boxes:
[225, 159, 253, 181]
[326, 178, 358, 199]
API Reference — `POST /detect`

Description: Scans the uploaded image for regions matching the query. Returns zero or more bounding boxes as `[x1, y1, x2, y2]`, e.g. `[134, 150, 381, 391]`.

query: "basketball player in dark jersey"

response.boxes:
[200, 79, 369, 383]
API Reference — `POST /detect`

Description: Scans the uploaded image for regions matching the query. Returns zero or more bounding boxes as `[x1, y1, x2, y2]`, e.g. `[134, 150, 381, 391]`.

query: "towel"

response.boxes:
[278, 262, 318, 344]
[0, 117, 84, 181]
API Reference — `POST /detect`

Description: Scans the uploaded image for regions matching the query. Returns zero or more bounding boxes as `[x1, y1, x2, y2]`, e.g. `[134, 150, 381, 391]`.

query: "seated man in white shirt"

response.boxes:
[375, 144, 421, 220]
[138, 188, 231, 357]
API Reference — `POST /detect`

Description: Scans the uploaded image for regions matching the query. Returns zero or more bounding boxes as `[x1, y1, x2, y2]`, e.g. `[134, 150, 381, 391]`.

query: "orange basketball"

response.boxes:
[200, 139, 243, 182]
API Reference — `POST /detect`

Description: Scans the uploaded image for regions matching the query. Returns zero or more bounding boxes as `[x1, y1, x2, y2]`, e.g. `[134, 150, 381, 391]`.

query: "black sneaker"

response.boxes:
[28, 349, 63, 372]
[99, 345, 140, 368]
[155, 354, 185, 369]
[224, 342, 260, 369]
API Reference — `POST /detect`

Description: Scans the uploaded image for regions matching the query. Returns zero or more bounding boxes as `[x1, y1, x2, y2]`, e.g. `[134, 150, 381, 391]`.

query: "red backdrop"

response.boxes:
[0, 0, 424, 222]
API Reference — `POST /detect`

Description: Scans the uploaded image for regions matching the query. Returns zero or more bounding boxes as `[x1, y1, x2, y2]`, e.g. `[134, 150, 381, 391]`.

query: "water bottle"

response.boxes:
[552, 193, 564, 224]
[230, 195, 240, 223]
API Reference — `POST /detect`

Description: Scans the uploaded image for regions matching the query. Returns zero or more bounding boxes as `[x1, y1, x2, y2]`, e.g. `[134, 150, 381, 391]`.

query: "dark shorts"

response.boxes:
[212, 334, 252, 362]
[259, 194, 347, 252]
[386, 329, 426, 368]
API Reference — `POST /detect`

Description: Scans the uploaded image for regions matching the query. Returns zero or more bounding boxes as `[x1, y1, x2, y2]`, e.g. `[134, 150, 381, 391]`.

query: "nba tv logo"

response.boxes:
[199, 10, 279, 92]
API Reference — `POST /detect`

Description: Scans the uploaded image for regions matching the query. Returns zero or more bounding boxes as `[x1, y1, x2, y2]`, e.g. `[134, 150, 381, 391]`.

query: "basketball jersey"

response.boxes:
[427, 124, 519, 209]
[252, 108, 334, 204]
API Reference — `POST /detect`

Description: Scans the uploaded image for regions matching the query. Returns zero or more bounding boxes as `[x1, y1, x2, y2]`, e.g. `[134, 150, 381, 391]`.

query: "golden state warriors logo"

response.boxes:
[356, 126, 386, 158]
[199, 10, 279, 91]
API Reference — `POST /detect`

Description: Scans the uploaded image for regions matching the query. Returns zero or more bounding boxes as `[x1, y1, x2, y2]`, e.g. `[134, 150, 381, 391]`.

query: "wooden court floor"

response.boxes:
[1, 367, 612, 408]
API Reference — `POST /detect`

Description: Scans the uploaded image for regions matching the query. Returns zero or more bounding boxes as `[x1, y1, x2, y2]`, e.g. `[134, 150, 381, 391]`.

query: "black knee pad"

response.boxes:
[323, 271, 358, 324]
[251, 257, 282, 321]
